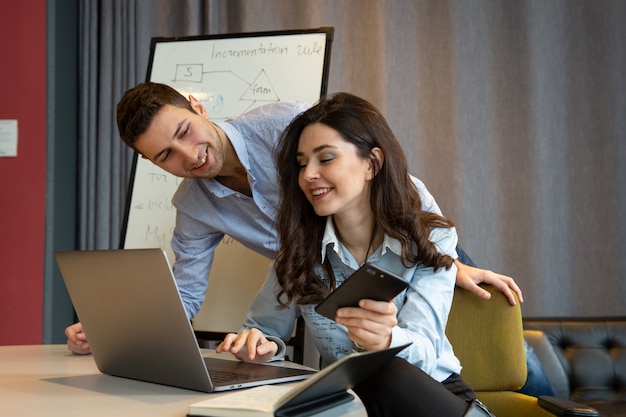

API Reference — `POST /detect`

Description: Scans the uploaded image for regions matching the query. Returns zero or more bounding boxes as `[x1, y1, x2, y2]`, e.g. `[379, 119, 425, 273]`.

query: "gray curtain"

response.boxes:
[77, 0, 626, 317]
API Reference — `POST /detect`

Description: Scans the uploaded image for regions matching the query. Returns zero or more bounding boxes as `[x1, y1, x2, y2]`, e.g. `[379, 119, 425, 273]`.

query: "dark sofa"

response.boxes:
[524, 318, 626, 417]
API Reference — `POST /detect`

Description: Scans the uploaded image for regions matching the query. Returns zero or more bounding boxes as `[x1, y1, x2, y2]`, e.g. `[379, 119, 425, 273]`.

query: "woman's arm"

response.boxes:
[386, 227, 459, 376]
[217, 265, 298, 363]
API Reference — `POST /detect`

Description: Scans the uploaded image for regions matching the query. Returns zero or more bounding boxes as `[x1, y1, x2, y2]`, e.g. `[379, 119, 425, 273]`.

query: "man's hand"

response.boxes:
[65, 322, 91, 355]
[455, 260, 524, 306]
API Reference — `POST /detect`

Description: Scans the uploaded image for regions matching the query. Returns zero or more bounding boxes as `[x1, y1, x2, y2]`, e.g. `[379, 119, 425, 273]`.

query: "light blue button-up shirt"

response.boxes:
[243, 218, 462, 382]
[169, 100, 444, 319]
[170, 101, 309, 317]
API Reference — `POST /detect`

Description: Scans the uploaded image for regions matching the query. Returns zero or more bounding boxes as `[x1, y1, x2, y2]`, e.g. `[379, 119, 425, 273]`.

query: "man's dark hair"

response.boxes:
[116, 82, 194, 149]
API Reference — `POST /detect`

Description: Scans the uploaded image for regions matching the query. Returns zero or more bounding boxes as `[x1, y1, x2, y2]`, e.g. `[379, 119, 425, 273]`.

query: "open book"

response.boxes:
[188, 343, 410, 417]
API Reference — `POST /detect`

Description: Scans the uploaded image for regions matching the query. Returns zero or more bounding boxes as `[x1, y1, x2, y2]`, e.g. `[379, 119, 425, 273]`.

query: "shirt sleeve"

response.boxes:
[410, 175, 442, 216]
[242, 264, 300, 344]
[171, 208, 224, 319]
[388, 227, 458, 375]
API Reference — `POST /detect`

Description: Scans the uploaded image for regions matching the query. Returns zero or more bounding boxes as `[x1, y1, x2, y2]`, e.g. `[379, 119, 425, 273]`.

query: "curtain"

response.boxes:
[77, 0, 626, 317]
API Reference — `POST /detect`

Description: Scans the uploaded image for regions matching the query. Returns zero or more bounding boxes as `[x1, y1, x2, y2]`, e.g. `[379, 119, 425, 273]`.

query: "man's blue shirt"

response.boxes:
[171, 101, 309, 317]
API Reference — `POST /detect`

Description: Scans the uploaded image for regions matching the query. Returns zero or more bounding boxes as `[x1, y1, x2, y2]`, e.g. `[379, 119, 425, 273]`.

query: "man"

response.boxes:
[66, 82, 522, 354]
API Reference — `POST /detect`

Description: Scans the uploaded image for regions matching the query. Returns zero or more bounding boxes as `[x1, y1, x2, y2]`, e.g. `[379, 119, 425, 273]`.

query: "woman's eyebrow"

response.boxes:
[296, 144, 337, 156]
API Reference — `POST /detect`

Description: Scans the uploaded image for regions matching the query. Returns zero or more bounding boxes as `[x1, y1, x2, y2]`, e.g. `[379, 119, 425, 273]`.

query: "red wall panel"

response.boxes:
[0, 1, 47, 344]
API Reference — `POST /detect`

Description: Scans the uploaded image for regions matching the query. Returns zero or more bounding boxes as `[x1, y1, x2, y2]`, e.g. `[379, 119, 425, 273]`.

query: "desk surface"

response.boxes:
[0, 345, 366, 417]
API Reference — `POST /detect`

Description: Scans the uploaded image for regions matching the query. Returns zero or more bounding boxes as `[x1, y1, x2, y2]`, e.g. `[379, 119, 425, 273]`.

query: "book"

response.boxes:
[188, 343, 410, 417]
[188, 384, 352, 417]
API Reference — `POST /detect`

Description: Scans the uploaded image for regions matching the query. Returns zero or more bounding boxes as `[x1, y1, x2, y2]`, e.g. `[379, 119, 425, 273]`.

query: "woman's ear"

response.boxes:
[189, 95, 209, 118]
[367, 147, 385, 180]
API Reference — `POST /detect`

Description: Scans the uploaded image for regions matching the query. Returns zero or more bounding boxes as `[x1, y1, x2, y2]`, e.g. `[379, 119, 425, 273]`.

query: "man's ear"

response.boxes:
[189, 95, 209, 118]
[367, 147, 385, 180]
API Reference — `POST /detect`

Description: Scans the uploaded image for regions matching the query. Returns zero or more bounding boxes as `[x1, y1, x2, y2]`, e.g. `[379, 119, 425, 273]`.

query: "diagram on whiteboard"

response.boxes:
[172, 65, 280, 119]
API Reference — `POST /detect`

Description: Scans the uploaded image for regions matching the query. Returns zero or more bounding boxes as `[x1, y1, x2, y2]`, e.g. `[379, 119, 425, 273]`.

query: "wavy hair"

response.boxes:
[274, 92, 454, 307]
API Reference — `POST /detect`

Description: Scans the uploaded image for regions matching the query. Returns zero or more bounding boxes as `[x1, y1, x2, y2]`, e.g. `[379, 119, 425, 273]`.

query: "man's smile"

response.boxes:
[192, 148, 209, 171]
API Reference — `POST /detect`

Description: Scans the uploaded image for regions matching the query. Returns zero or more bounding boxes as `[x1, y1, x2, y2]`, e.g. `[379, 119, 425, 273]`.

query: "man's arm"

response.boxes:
[411, 176, 523, 305]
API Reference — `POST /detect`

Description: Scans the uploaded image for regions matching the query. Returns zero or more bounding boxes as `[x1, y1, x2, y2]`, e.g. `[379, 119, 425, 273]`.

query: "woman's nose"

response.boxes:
[302, 164, 319, 182]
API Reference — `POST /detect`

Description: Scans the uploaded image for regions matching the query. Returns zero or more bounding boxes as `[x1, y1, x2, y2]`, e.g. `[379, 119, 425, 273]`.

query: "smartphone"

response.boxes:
[315, 262, 409, 321]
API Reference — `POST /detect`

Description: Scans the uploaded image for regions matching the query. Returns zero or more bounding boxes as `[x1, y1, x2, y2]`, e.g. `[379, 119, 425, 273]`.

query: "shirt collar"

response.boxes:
[320, 217, 403, 263]
[320, 217, 339, 263]
[206, 121, 255, 195]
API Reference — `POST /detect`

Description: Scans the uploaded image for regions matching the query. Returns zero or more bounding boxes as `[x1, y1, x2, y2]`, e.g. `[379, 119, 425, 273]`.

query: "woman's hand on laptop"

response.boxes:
[216, 328, 278, 364]
[65, 322, 91, 355]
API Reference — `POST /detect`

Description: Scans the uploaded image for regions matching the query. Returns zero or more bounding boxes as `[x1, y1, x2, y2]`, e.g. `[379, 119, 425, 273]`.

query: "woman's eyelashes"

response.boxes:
[297, 153, 336, 168]
[319, 152, 335, 164]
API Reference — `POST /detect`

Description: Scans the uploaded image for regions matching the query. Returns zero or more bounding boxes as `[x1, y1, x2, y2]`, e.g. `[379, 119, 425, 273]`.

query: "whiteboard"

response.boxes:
[120, 28, 333, 332]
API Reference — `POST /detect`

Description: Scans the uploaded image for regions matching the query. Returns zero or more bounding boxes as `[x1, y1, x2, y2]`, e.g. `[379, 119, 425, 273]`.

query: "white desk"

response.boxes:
[0, 345, 366, 417]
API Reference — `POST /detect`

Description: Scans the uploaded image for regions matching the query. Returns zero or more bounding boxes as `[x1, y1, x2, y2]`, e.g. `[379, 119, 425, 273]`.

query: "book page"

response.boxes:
[189, 385, 294, 414]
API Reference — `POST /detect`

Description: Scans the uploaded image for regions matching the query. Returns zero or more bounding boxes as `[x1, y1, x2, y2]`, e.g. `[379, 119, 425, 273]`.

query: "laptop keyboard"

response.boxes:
[208, 370, 256, 384]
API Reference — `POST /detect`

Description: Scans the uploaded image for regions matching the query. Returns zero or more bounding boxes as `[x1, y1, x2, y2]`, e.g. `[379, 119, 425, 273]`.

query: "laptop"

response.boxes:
[54, 248, 316, 393]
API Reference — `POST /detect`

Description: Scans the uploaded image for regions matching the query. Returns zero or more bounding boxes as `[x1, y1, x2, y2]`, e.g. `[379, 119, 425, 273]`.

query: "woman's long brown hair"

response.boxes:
[274, 93, 454, 307]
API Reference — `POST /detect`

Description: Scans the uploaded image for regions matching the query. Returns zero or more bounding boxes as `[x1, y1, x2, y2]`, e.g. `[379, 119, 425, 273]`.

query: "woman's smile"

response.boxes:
[310, 187, 333, 199]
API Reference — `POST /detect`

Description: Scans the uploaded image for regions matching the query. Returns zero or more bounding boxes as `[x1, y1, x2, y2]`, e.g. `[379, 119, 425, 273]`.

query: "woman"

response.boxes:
[217, 92, 493, 417]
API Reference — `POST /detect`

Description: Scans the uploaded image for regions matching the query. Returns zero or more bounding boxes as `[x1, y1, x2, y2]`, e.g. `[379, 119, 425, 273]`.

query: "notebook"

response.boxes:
[54, 248, 316, 393]
[187, 343, 411, 417]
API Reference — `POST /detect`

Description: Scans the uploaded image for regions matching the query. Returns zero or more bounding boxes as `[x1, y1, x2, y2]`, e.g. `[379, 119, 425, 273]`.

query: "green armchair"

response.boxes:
[446, 285, 560, 417]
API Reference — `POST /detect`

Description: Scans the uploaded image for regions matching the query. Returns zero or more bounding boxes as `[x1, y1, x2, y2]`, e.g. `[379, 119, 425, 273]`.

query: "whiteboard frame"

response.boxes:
[119, 27, 334, 253]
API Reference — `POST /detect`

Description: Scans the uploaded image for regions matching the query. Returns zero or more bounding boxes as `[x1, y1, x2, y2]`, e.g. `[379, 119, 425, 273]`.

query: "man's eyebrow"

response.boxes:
[173, 118, 187, 139]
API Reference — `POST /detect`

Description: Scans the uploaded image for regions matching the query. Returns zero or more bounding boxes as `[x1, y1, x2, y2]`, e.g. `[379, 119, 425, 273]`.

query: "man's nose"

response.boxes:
[180, 143, 199, 164]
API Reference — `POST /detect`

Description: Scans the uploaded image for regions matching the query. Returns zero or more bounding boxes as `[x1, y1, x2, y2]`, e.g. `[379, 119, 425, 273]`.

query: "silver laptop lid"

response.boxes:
[55, 248, 214, 392]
